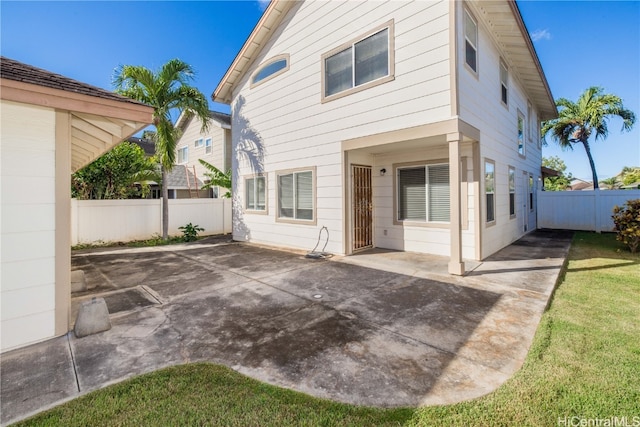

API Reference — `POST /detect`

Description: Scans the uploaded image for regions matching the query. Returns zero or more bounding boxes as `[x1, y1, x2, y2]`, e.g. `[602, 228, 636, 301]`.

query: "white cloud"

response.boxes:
[257, 0, 270, 11]
[531, 29, 552, 42]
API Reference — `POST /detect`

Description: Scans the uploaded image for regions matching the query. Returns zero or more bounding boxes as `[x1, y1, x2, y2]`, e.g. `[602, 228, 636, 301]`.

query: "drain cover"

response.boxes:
[103, 288, 156, 314]
[313, 294, 323, 299]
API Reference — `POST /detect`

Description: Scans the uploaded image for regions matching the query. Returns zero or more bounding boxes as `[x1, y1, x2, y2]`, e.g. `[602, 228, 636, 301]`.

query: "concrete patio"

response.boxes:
[0, 230, 573, 425]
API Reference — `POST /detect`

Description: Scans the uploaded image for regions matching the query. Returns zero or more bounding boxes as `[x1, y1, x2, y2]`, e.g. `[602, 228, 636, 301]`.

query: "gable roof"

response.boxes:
[212, 0, 556, 120]
[175, 110, 231, 133]
[1, 56, 146, 107]
[1, 56, 153, 171]
[212, 0, 295, 104]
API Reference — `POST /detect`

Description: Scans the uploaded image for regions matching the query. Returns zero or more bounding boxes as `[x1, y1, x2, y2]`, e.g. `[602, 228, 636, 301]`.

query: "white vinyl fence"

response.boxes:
[71, 198, 232, 245]
[537, 190, 640, 232]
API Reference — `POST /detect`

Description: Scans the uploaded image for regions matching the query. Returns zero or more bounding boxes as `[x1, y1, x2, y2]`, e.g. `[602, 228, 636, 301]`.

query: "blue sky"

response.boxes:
[2, 1, 638, 180]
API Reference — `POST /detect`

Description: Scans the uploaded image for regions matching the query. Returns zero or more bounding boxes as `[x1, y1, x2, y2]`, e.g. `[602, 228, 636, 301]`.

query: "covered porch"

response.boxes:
[342, 118, 481, 275]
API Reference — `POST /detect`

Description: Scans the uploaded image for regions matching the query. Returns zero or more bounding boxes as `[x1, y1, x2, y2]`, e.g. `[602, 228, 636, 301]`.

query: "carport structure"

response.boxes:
[0, 56, 153, 352]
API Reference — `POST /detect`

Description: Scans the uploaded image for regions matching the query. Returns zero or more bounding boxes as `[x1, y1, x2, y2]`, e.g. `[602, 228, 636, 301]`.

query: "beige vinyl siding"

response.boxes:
[176, 116, 228, 181]
[1, 100, 57, 352]
[456, 2, 542, 258]
[232, 0, 452, 253]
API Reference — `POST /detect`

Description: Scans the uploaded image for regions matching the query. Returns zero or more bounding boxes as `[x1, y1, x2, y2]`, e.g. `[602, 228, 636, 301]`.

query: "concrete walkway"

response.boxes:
[0, 230, 572, 425]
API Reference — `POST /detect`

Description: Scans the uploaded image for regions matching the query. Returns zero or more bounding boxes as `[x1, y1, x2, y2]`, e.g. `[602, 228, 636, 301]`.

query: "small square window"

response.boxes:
[245, 176, 266, 211]
[195, 138, 204, 148]
[277, 169, 315, 222]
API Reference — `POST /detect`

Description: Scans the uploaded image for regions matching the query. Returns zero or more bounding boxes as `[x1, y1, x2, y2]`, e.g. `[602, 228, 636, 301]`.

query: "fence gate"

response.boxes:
[352, 165, 373, 251]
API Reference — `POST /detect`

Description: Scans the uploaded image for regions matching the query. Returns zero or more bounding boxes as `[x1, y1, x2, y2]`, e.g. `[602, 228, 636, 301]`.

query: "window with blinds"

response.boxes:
[278, 170, 313, 221]
[323, 23, 393, 100]
[397, 164, 450, 223]
[245, 176, 266, 211]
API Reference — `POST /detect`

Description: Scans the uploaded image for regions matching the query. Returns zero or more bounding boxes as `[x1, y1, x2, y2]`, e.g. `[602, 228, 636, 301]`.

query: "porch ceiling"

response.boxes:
[70, 112, 149, 172]
[470, 0, 557, 120]
[352, 135, 447, 156]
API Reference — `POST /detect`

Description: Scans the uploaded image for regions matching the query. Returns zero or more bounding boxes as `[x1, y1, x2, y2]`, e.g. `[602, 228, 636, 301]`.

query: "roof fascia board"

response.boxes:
[212, 0, 295, 104]
[1, 77, 154, 123]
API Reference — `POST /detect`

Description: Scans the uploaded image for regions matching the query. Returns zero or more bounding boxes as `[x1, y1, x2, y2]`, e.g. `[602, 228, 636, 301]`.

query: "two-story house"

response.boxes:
[212, 0, 556, 275]
[174, 110, 231, 198]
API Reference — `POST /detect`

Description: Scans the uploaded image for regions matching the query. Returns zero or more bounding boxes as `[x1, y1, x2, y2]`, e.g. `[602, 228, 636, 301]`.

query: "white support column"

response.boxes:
[448, 133, 465, 275]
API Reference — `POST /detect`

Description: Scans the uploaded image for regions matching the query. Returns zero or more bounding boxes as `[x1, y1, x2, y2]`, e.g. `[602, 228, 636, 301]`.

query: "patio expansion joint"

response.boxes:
[66, 333, 81, 393]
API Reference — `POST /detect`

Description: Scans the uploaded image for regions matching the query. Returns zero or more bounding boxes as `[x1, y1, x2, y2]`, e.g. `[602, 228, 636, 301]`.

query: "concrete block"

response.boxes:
[70, 270, 86, 293]
[74, 298, 111, 338]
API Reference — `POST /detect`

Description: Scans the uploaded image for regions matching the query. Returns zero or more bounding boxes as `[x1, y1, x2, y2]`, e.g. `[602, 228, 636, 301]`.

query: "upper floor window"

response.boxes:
[195, 138, 204, 148]
[177, 146, 188, 164]
[322, 21, 394, 101]
[464, 10, 478, 73]
[527, 102, 533, 142]
[517, 111, 525, 156]
[251, 54, 290, 87]
[205, 138, 212, 154]
[500, 61, 508, 105]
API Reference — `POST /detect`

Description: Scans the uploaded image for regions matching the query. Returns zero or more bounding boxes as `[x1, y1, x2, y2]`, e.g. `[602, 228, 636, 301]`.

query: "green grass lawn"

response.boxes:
[17, 232, 640, 426]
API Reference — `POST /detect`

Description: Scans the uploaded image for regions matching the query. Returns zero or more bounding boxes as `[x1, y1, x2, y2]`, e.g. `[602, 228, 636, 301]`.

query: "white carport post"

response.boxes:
[448, 132, 465, 275]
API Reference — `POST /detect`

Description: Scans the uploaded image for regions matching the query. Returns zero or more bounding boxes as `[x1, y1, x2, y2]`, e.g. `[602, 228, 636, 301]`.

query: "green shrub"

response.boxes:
[612, 199, 640, 253]
[179, 223, 204, 242]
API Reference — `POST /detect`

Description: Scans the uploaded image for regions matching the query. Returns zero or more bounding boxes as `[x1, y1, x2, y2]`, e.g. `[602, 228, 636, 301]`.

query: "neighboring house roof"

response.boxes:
[127, 136, 156, 157]
[211, 0, 557, 120]
[621, 181, 640, 190]
[1, 56, 146, 107]
[164, 164, 205, 190]
[1, 56, 153, 171]
[541, 166, 560, 178]
[569, 179, 593, 191]
[176, 110, 231, 133]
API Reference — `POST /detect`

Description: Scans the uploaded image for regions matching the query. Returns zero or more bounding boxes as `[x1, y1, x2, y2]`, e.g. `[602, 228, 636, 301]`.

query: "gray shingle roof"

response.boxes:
[209, 110, 231, 126]
[126, 137, 156, 157]
[1, 56, 148, 106]
[166, 165, 204, 189]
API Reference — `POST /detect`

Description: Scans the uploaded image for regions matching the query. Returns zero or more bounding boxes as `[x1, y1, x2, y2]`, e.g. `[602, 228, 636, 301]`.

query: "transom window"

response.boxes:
[323, 22, 394, 100]
[485, 161, 495, 223]
[195, 138, 204, 148]
[518, 111, 526, 156]
[205, 138, 212, 154]
[251, 54, 290, 87]
[278, 169, 314, 221]
[245, 176, 266, 211]
[500, 61, 508, 105]
[397, 164, 450, 223]
[464, 10, 478, 72]
[177, 146, 188, 164]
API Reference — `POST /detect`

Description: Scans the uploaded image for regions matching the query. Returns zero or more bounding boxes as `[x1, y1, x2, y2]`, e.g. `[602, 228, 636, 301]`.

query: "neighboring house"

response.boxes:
[174, 110, 232, 198]
[127, 136, 209, 199]
[212, 0, 557, 275]
[569, 179, 594, 191]
[0, 56, 152, 352]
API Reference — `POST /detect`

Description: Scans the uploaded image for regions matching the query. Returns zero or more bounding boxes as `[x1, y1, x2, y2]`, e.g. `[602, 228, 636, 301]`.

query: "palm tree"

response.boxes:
[113, 59, 210, 238]
[541, 86, 635, 190]
[199, 159, 232, 198]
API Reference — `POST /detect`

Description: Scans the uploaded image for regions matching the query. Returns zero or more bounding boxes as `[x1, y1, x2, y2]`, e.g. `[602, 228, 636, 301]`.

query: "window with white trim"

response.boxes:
[517, 111, 525, 156]
[485, 161, 495, 223]
[177, 146, 188, 164]
[323, 23, 393, 99]
[205, 138, 212, 154]
[195, 138, 204, 148]
[464, 10, 478, 72]
[278, 170, 314, 221]
[500, 61, 508, 105]
[245, 176, 266, 211]
[509, 166, 516, 218]
[397, 164, 450, 223]
[527, 102, 533, 142]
